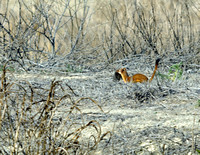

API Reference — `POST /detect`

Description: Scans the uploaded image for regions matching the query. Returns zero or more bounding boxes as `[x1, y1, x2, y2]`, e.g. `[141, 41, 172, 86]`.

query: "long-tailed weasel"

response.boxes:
[115, 58, 160, 83]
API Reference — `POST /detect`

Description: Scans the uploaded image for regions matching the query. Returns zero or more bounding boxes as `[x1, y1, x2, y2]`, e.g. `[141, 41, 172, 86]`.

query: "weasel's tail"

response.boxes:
[149, 58, 161, 82]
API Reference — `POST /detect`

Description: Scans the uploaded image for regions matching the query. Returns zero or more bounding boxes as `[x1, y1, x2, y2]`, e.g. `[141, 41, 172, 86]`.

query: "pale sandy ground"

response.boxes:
[11, 65, 200, 154]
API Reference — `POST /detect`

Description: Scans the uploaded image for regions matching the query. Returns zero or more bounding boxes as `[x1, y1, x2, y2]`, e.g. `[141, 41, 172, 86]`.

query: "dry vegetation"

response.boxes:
[0, 61, 112, 154]
[0, 0, 199, 67]
[0, 0, 200, 154]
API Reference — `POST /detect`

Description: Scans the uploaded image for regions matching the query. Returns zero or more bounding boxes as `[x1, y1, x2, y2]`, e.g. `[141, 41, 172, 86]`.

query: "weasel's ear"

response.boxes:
[113, 71, 122, 81]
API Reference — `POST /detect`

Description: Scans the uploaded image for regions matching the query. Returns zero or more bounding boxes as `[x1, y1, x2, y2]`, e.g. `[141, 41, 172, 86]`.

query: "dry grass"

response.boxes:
[0, 0, 200, 154]
[0, 1, 200, 153]
[0, 0, 199, 67]
[0, 60, 111, 154]
[0, 56, 199, 154]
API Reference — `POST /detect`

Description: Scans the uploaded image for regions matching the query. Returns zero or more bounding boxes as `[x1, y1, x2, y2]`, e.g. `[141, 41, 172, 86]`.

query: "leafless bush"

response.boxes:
[0, 0, 199, 70]
[0, 0, 94, 69]
[0, 60, 111, 154]
[94, 0, 200, 65]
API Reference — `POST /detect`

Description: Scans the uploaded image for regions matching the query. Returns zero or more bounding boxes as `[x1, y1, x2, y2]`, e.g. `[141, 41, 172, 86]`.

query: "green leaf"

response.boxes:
[196, 149, 200, 154]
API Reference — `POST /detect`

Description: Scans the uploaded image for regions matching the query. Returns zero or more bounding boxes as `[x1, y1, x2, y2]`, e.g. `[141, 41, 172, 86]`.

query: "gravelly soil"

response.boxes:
[11, 64, 200, 154]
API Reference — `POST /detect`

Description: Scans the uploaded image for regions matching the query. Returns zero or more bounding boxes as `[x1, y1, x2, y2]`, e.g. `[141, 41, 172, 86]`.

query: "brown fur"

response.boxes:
[115, 59, 160, 83]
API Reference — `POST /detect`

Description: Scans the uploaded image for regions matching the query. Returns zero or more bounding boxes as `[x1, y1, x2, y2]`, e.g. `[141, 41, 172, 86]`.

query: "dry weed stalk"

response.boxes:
[0, 61, 110, 154]
[1, 0, 199, 69]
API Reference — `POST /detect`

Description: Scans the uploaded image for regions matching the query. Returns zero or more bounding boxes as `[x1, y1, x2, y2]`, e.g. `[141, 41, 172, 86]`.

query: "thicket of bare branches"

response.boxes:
[0, 0, 92, 71]
[0, 0, 199, 70]
[0, 61, 111, 154]
[95, 0, 200, 64]
[0, 1, 199, 154]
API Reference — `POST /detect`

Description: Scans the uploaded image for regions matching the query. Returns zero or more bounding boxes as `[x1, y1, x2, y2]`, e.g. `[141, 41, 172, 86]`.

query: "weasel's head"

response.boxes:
[114, 68, 128, 82]
[118, 68, 127, 75]
[114, 68, 128, 81]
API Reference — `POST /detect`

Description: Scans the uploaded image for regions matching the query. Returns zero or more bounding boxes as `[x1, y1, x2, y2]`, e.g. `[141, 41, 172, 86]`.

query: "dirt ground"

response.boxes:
[11, 62, 200, 154]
